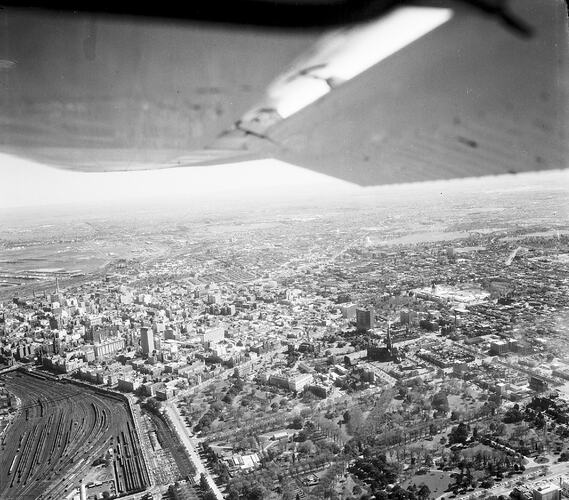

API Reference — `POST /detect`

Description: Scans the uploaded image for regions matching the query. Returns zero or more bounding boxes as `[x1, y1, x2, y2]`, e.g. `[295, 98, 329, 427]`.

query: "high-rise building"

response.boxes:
[340, 303, 357, 320]
[140, 327, 154, 356]
[356, 308, 375, 331]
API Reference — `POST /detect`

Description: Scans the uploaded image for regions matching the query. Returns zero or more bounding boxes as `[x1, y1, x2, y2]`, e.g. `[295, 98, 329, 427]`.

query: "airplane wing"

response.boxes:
[0, 7, 319, 170]
[253, 0, 569, 185]
[0, 0, 567, 184]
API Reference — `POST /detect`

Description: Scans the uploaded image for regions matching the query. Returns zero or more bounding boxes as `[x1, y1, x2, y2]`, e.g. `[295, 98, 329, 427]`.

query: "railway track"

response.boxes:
[0, 371, 150, 499]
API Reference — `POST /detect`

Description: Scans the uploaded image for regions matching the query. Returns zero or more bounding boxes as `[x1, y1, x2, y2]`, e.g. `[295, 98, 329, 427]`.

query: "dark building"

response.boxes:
[356, 308, 375, 332]
[529, 376, 548, 392]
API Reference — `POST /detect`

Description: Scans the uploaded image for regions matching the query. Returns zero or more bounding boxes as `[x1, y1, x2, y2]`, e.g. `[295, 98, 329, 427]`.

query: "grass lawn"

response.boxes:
[402, 470, 454, 498]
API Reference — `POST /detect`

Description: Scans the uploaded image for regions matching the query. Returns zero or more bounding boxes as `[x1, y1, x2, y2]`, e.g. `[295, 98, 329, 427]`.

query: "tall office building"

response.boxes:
[356, 308, 375, 332]
[140, 327, 154, 356]
[340, 303, 357, 320]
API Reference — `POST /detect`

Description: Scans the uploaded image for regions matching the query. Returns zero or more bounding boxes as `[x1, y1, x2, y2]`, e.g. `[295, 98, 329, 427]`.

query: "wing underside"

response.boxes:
[0, 0, 567, 184]
[0, 8, 317, 170]
[220, 0, 569, 185]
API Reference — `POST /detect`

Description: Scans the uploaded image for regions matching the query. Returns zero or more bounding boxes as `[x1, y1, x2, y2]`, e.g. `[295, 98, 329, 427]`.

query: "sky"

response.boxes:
[0, 152, 567, 214]
[0, 153, 357, 210]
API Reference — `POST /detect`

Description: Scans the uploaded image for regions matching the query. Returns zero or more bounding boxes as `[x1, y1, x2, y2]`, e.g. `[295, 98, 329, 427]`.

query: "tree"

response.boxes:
[534, 413, 546, 429]
[234, 377, 245, 391]
[449, 423, 469, 445]
[488, 393, 501, 407]
[238, 436, 257, 451]
[495, 422, 507, 436]
[431, 391, 450, 414]
[227, 489, 239, 500]
[296, 430, 308, 442]
[176, 378, 189, 390]
[480, 479, 495, 489]
[291, 415, 303, 429]
[504, 405, 523, 424]
[247, 485, 266, 500]
[298, 440, 316, 455]
[349, 454, 399, 494]
[143, 397, 162, 415]
[211, 400, 224, 412]
[199, 473, 209, 491]
[347, 407, 365, 435]
[280, 477, 296, 500]
[390, 485, 412, 500]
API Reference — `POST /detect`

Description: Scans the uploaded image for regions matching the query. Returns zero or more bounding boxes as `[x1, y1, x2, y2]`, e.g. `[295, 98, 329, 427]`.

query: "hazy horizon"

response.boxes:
[1, 152, 567, 223]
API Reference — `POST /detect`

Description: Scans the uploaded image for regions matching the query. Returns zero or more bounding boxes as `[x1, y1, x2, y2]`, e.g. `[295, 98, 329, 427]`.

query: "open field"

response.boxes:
[0, 370, 149, 500]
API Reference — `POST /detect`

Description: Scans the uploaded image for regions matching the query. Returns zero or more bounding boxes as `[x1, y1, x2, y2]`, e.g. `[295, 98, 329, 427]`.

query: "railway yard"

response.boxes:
[0, 370, 150, 500]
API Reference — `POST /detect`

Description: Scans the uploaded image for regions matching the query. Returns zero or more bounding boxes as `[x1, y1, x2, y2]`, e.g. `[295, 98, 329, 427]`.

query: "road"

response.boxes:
[163, 402, 224, 500]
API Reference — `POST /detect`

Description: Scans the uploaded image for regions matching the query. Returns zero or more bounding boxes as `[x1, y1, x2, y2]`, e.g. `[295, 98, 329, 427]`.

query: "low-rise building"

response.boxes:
[532, 482, 560, 500]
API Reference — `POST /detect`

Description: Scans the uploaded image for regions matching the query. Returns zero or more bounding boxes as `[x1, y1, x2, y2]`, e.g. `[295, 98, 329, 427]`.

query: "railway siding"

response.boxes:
[0, 370, 150, 500]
